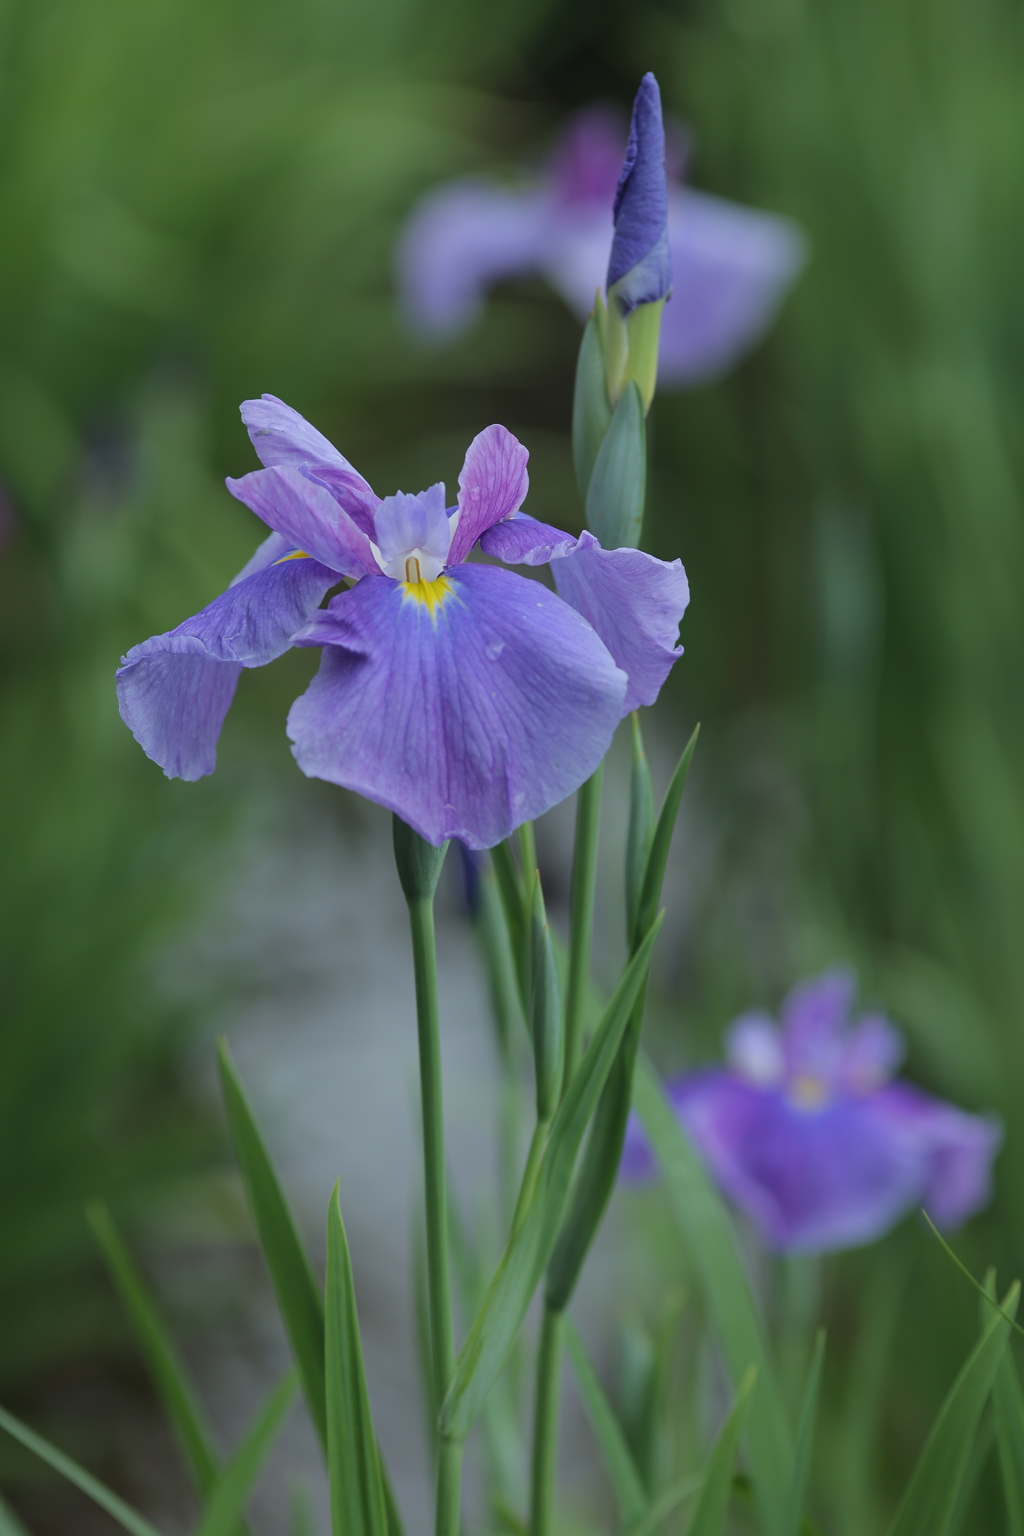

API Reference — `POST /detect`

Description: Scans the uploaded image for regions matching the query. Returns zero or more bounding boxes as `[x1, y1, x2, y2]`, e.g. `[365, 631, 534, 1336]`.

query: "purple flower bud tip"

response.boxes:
[622, 968, 1001, 1253]
[116, 397, 689, 847]
[607, 72, 671, 314]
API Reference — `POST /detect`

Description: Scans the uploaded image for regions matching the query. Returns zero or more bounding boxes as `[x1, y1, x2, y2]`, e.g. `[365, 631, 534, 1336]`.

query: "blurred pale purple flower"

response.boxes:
[117, 395, 688, 848]
[398, 103, 807, 386]
[622, 969, 1001, 1252]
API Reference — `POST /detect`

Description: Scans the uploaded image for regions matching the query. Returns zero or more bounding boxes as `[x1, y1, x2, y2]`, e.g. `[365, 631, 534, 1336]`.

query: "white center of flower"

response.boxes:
[371, 485, 456, 585]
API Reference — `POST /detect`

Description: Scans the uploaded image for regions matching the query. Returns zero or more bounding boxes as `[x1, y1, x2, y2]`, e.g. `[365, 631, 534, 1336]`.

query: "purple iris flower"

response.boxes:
[606, 72, 671, 316]
[398, 100, 806, 386]
[622, 969, 1001, 1253]
[116, 395, 688, 849]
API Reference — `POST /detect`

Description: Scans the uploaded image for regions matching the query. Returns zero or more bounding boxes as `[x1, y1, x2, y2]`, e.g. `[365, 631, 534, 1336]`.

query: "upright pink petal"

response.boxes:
[447, 425, 530, 567]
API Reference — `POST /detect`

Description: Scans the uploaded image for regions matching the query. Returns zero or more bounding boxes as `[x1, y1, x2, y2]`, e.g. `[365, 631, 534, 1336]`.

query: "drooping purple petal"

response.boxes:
[239, 394, 379, 535]
[551, 533, 688, 713]
[607, 73, 671, 313]
[668, 1072, 927, 1253]
[116, 553, 338, 780]
[227, 466, 379, 578]
[658, 189, 808, 384]
[875, 1084, 1002, 1229]
[446, 425, 530, 567]
[397, 180, 550, 338]
[287, 563, 626, 848]
[480, 511, 579, 566]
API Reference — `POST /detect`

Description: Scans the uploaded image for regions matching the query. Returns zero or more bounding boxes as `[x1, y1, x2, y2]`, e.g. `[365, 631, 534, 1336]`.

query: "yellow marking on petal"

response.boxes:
[401, 575, 453, 619]
[273, 549, 311, 563]
[790, 1074, 828, 1111]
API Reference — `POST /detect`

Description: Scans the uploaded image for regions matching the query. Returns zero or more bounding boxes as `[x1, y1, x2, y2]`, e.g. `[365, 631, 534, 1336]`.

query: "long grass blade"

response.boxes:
[0, 1405, 163, 1536]
[218, 1040, 327, 1450]
[785, 1331, 824, 1536]
[0, 1495, 31, 1536]
[887, 1281, 1019, 1536]
[564, 1318, 647, 1525]
[86, 1201, 221, 1497]
[441, 917, 663, 1443]
[684, 1367, 756, 1536]
[633, 725, 699, 947]
[632, 1053, 792, 1536]
[979, 1272, 1024, 1536]
[622, 1476, 703, 1536]
[192, 1373, 298, 1536]
[326, 1185, 388, 1536]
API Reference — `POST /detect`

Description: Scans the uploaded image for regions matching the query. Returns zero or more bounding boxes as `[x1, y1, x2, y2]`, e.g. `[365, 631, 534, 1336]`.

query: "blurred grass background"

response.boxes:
[1, 0, 1023, 1529]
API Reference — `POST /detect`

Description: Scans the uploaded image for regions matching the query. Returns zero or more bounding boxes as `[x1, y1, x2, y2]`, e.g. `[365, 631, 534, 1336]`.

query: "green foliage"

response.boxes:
[325, 1187, 388, 1536]
[585, 383, 647, 552]
[0, 1404, 163, 1536]
[684, 1368, 756, 1536]
[218, 1040, 328, 1451]
[192, 1375, 298, 1536]
[564, 1320, 647, 1526]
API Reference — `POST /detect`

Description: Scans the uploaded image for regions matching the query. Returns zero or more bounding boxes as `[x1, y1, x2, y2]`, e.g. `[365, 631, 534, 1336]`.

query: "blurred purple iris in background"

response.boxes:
[398, 102, 807, 386]
[117, 395, 688, 848]
[622, 969, 1001, 1252]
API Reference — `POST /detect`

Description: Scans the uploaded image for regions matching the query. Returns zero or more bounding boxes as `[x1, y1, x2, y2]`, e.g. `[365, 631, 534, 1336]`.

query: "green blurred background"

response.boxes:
[2, 0, 1023, 1529]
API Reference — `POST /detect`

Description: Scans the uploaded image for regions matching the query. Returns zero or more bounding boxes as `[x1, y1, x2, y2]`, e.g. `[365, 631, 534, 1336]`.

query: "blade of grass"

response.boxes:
[923, 1214, 1024, 1342]
[86, 1201, 221, 1498]
[218, 1040, 327, 1450]
[633, 726, 699, 948]
[785, 1331, 824, 1536]
[887, 1281, 1019, 1536]
[0, 1495, 31, 1536]
[684, 1368, 757, 1536]
[441, 917, 663, 1443]
[564, 1318, 647, 1525]
[326, 1185, 388, 1536]
[0, 1405, 163, 1536]
[980, 1271, 1024, 1536]
[193, 1373, 298, 1536]
[622, 1477, 703, 1536]
[633, 1053, 792, 1536]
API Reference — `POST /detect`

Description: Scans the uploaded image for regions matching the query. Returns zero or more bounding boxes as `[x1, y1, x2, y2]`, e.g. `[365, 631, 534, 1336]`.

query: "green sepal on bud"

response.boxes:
[529, 871, 564, 1122]
[585, 380, 646, 551]
[392, 815, 449, 902]
[604, 289, 665, 414]
[572, 305, 613, 504]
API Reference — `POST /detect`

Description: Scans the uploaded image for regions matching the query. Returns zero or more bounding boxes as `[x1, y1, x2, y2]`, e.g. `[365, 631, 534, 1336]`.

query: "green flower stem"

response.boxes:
[529, 1302, 565, 1536]
[518, 820, 537, 888]
[563, 766, 603, 1099]
[406, 893, 461, 1536]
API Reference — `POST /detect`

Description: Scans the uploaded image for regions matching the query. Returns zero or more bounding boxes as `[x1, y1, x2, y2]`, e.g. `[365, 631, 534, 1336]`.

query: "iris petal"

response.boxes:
[227, 465, 378, 577]
[116, 553, 337, 780]
[287, 564, 626, 848]
[240, 393, 379, 533]
[447, 425, 530, 567]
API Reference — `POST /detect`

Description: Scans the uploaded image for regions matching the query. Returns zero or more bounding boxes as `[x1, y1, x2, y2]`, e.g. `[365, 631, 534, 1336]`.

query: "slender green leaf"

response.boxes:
[326, 1185, 388, 1536]
[684, 1367, 757, 1536]
[86, 1201, 221, 1498]
[625, 714, 655, 947]
[218, 1040, 327, 1450]
[193, 1373, 298, 1536]
[529, 872, 564, 1122]
[564, 1318, 647, 1525]
[0, 1404, 162, 1536]
[622, 1477, 703, 1536]
[441, 916, 664, 1443]
[785, 1331, 825, 1536]
[924, 1214, 1024, 1343]
[888, 1281, 1019, 1536]
[634, 725, 699, 948]
[947, 1406, 995, 1536]
[290, 1480, 318, 1536]
[491, 841, 526, 1006]
[0, 1494, 31, 1536]
[980, 1272, 1024, 1536]
[381, 1463, 404, 1536]
[633, 1053, 792, 1536]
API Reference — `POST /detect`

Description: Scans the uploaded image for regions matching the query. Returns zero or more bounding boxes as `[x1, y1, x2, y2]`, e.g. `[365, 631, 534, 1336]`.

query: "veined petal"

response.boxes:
[480, 511, 579, 566]
[287, 564, 626, 849]
[239, 395, 379, 534]
[447, 425, 530, 566]
[671, 1074, 926, 1254]
[551, 533, 688, 713]
[227, 465, 378, 578]
[116, 554, 337, 780]
[396, 180, 550, 338]
[659, 188, 808, 384]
